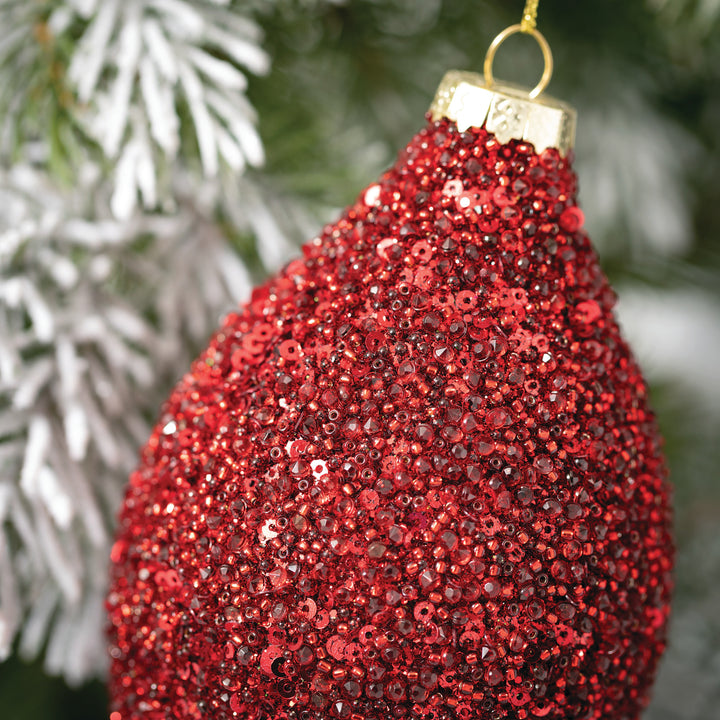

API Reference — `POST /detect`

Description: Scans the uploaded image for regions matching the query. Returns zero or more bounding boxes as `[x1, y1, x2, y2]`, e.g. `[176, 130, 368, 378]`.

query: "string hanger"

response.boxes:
[521, 0, 540, 33]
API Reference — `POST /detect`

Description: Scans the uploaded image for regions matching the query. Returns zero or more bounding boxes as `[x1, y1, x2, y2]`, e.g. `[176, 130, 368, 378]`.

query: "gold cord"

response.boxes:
[520, 0, 540, 33]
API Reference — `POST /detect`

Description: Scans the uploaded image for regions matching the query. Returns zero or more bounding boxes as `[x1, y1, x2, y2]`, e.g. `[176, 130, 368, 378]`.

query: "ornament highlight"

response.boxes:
[107, 15, 673, 720]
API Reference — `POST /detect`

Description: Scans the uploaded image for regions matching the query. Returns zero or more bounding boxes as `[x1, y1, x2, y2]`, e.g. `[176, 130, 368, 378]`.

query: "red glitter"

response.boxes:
[107, 117, 674, 720]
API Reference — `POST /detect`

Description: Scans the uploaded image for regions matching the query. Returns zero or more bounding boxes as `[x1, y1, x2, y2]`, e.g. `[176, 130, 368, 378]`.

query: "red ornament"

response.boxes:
[107, 85, 673, 720]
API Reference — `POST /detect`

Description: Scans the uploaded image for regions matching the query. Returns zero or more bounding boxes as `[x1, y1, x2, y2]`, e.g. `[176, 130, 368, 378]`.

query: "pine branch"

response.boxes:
[67, 0, 270, 219]
[575, 81, 698, 260]
[0, 164, 151, 676]
[0, 158, 286, 680]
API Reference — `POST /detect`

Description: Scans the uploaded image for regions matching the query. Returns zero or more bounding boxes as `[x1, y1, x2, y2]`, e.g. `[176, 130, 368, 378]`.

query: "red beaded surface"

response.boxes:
[107, 117, 674, 720]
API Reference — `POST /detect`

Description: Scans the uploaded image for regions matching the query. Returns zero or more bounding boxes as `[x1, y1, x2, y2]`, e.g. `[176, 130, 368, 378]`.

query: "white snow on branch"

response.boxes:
[67, 0, 270, 218]
[576, 85, 697, 258]
[0, 157, 273, 680]
[615, 286, 720, 414]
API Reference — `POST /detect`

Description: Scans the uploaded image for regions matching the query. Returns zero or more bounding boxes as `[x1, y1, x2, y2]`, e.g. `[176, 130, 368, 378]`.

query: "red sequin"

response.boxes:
[107, 118, 674, 720]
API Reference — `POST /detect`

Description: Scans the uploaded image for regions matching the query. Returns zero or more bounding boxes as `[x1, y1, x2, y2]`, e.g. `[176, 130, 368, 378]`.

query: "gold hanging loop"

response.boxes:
[430, 1, 576, 157]
[483, 25, 553, 99]
[483, 0, 553, 99]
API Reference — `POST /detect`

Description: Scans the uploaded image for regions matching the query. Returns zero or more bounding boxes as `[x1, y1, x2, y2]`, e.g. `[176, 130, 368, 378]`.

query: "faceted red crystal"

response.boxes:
[107, 117, 674, 720]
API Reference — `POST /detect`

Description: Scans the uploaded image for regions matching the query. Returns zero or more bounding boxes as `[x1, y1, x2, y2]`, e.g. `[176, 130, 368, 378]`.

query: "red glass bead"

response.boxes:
[107, 117, 673, 720]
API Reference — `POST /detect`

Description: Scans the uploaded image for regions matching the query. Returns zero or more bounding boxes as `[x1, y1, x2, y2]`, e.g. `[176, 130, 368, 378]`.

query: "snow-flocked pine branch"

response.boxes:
[0, 0, 302, 682]
[67, 0, 270, 219]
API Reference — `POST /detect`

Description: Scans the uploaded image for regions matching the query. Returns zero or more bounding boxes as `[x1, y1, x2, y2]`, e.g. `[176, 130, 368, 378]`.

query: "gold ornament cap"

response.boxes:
[429, 25, 576, 157]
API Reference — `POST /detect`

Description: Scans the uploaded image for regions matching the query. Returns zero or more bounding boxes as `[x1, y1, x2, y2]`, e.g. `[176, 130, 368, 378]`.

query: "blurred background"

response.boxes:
[0, 0, 718, 717]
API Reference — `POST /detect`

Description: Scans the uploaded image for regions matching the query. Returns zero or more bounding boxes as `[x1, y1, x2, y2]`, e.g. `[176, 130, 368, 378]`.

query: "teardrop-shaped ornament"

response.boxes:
[107, 20, 673, 720]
